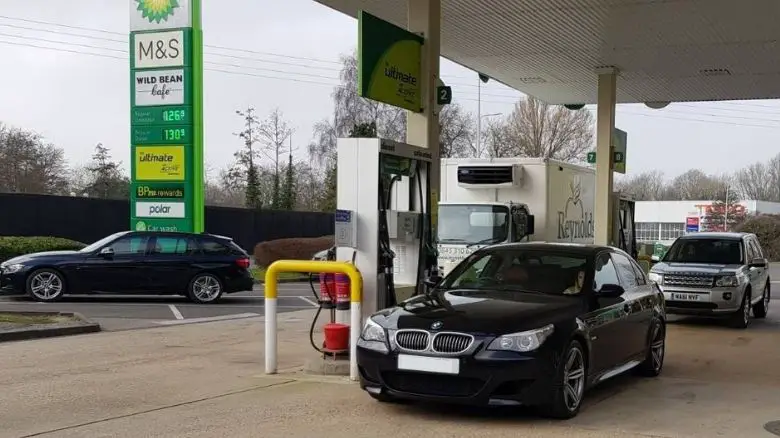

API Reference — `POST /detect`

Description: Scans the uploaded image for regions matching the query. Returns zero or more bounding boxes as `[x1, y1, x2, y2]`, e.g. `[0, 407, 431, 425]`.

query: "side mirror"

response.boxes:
[99, 247, 114, 258]
[597, 283, 625, 298]
[651, 255, 660, 262]
[749, 258, 767, 268]
[424, 275, 443, 289]
[526, 215, 535, 236]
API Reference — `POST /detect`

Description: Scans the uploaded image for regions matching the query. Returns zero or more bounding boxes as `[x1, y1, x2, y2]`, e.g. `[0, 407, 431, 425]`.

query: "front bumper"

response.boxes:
[662, 285, 744, 316]
[0, 270, 27, 295]
[357, 345, 558, 406]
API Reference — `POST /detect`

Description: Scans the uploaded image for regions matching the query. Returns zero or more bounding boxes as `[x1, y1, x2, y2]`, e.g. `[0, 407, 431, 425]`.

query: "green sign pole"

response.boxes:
[129, 0, 204, 233]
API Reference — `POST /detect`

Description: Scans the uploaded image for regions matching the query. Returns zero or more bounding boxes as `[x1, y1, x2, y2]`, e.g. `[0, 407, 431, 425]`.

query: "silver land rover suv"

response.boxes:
[649, 232, 771, 329]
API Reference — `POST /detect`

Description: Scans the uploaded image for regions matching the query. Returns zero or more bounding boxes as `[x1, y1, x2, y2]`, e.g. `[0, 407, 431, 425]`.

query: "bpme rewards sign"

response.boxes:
[129, 0, 204, 233]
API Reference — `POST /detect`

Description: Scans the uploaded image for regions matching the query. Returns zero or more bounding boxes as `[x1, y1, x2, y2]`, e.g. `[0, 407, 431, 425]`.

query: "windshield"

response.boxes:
[79, 232, 128, 253]
[439, 247, 589, 296]
[663, 238, 743, 265]
[437, 204, 509, 245]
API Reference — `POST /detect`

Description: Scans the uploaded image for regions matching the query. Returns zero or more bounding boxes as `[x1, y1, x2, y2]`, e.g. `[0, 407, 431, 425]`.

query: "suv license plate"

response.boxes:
[671, 293, 701, 301]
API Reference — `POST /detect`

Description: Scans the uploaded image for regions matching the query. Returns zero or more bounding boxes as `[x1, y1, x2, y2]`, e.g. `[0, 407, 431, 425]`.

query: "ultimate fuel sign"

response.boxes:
[357, 11, 424, 112]
[129, 0, 205, 233]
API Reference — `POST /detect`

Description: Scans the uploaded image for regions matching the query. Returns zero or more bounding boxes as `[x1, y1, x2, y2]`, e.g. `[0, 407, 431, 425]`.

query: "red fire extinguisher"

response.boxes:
[318, 273, 336, 309]
[334, 273, 350, 311]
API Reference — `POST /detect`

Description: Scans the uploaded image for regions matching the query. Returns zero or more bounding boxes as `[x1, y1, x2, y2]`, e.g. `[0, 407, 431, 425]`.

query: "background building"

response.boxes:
[635, 200, 780, 243]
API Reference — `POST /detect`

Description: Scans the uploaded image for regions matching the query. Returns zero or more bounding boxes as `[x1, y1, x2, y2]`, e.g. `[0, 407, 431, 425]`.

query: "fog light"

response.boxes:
[723, 292, 732, 301]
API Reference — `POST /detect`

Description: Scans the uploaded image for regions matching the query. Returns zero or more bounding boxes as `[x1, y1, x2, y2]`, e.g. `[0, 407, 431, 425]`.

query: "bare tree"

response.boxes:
[257, 108, 294, 209]
[734, 162, 773, 201]
[438, 103, 475, 158]
[614, 170, 668, 200]
[766, 153, 780, 202]
[668, 169, 724, 200]
[0, 123, 69, 195]
[491, 96, 594, 162]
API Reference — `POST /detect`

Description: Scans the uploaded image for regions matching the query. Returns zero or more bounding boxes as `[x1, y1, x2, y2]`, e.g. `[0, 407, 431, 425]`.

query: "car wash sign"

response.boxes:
[129, 0, 204, 233]
[357, 10, 424, 112]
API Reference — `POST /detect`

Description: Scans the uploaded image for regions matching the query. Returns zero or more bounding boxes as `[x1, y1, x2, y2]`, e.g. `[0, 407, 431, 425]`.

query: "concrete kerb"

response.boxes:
[0, 311, 101, 343]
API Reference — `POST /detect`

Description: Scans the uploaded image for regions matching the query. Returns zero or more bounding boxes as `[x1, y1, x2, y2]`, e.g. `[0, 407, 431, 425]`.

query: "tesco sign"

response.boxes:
[135, 201, 185, 219]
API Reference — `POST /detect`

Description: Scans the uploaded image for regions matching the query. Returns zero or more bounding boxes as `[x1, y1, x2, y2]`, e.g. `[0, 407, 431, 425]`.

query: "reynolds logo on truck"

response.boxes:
[557, 178, 594, 241]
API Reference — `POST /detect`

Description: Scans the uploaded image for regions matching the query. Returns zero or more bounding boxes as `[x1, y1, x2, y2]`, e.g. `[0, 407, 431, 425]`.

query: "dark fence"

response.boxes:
[0, 193, 334, 251]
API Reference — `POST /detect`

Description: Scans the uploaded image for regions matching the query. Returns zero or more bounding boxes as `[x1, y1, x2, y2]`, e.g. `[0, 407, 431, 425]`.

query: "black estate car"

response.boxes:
[0, 231, 254, 304]
[356, 243, 666, 419]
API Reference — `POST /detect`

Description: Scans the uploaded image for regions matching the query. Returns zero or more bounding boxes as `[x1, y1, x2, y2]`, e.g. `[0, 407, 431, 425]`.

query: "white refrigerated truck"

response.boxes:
[436, 157, 636, 275]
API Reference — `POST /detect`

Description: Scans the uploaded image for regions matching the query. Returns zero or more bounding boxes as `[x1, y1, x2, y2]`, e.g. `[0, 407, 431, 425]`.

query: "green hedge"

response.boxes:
[734, 214, 780, 261]
[0, 236, 86, 263]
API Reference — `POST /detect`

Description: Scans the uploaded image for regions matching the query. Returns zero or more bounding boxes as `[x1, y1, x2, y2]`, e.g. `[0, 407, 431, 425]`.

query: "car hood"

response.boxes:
[377, 289, 582, 335]
[2, 250, 83, 266]
[652, 262, 742, 275]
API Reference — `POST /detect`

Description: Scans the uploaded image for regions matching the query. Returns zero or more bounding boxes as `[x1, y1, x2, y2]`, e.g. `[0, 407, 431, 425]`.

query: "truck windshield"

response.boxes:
[663, 238, 743, 265]
[438, 205, 509, 245]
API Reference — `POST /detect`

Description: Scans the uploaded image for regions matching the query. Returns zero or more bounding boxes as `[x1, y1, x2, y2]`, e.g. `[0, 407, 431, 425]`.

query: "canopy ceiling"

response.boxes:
[314, 0, 780, 104]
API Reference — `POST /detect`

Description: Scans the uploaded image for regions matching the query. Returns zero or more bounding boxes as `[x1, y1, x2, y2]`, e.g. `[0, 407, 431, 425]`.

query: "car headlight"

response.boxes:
[357, 317, 388, 353]
[1, 264, 24, 274]
[715, 275, 738, 287]
[487, 324, 555, 353]
[648, 272, 663, 284]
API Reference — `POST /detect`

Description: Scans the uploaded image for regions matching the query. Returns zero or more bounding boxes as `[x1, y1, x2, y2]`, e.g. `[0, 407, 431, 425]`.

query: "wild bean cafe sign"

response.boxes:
[557, 179, 595, 241]
[129, 0, 204, 233]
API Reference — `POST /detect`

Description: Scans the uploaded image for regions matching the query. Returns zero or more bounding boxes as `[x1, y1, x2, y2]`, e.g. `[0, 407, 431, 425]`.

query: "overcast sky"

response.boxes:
[1, 0, 779, 181]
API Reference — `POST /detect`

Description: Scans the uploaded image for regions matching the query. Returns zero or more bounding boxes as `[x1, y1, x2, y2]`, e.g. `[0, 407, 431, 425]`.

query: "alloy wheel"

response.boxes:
[30, 272, 63, 301]
[193, 275, 221, 302]
[650, 324, 665, 372]
[563, 347, 586, 411]
[743, 292, 751, 325]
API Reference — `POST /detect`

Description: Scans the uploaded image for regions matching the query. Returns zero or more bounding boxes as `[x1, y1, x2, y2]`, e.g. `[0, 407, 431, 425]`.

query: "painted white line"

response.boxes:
[298, 296, 319, 308]
[155, 313, 261, 326]
[168, 304, 184, 320]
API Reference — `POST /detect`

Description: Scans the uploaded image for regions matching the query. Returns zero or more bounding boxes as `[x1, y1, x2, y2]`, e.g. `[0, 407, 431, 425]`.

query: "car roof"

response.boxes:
[486, 241, 614, 256]
[126, 231, 232, 241]
[677, 232, 750, 240]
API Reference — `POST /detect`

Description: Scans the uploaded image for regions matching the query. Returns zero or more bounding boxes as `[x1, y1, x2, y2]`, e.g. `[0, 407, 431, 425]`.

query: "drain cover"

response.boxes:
[764, 420, 780, 436]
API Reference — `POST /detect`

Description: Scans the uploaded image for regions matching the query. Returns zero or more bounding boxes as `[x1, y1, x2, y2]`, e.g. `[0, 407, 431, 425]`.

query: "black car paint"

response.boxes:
[357, 243, 665, 407]
[0, 231, 254, 296]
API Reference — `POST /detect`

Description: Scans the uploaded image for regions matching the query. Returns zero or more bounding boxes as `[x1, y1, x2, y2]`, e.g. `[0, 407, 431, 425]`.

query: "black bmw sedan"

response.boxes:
[357, 243, 666, 419]
[0, 231, 254, 304]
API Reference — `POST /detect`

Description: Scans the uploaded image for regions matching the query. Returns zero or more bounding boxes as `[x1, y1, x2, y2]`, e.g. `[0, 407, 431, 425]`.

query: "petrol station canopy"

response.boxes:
[314, 0, 780, 105]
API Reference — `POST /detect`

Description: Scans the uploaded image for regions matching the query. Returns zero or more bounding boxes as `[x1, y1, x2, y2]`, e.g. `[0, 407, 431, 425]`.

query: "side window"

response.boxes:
[152, 236, 197, 255]
[744, 240, 756, 261]
[749, 239, 763, 259]
[593, 253, 620, 291]
[200, 239, 232, 256]
[108, 236, 149, 256]
[611, 253, 638, 288]
[630, 259, 648, 285]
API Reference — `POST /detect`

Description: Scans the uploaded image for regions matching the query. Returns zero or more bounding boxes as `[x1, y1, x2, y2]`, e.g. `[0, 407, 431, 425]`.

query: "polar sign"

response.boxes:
[135, 201, 186, 218]
[133, 30, 187, 69]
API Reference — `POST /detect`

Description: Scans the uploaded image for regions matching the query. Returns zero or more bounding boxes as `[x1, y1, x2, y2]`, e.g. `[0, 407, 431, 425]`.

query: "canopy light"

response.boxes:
[645, 101, 671, 109]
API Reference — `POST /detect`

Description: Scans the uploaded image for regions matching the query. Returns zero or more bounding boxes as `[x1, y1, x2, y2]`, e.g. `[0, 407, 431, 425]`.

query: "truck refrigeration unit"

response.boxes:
[436, 157, 637, 275]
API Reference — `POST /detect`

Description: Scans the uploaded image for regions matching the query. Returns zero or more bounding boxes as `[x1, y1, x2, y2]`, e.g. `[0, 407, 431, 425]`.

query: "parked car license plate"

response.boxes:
[671, 293, 701, 301]
[397, 354, 460, 375]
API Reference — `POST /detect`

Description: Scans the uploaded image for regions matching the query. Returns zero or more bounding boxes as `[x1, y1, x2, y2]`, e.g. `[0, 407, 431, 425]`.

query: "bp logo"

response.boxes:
[135, 0, 180, 24]
[135, 221, 148, 231]
[557, 176, 594, 241]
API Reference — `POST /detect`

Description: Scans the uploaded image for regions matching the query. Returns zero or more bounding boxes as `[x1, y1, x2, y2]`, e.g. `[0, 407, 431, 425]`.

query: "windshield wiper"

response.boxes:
[466, 237, 504, 248]
[439, 238, 468, 244]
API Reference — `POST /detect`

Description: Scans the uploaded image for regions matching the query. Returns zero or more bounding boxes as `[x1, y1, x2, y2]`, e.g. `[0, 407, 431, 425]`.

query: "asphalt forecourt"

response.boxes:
[0, 282, 318, 331]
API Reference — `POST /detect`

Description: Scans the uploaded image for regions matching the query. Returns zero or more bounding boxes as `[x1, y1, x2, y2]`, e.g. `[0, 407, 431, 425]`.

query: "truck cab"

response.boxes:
[435, 158, 637, 275]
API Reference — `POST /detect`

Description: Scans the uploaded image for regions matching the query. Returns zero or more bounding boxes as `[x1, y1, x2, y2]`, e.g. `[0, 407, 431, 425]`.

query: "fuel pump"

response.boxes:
[335, 138, 437, 322]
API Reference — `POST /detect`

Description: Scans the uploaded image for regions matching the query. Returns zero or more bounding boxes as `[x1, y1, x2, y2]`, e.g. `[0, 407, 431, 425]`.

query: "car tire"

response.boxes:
[636, 319, 665, 377]
[187, 273, 223, 304]
[728, 289, 751, 329]
[25, 268, 67, 302]
[541, 339, 587, 420]
[753, 282, 770, 319]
